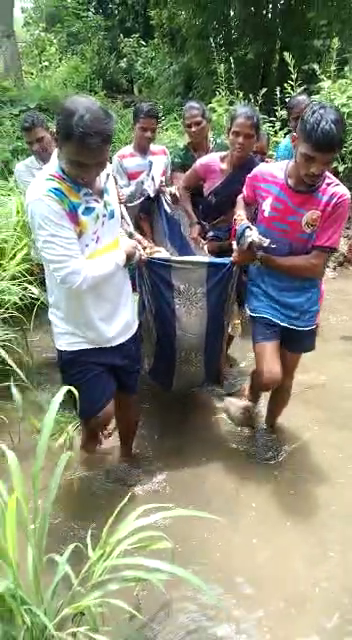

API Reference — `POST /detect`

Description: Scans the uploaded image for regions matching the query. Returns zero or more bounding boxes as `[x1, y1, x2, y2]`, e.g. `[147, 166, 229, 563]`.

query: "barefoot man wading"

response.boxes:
[232, 102, 350, 461]
[26, 95, 143, 457]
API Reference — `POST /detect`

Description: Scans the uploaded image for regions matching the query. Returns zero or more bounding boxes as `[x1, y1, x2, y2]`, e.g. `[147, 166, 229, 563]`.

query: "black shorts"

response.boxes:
[250, 315, 317, 354]
[57, 331, 141, 421]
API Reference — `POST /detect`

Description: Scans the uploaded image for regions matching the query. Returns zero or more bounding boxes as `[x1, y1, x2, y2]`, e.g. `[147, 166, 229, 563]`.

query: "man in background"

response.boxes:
[14, 110, 56, 192]
[112, 102, 171, 242]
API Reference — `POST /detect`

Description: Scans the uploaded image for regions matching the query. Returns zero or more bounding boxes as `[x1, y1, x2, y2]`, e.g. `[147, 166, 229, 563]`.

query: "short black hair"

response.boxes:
[133, 102, 159, 125]
[228, 104, 261, 139]
[297, 101, 346, 154]
[21, 110, 50, 134]
[56, 95, 114, 148]
[287, 92, 310, 116]
[182, 100, 210, 123]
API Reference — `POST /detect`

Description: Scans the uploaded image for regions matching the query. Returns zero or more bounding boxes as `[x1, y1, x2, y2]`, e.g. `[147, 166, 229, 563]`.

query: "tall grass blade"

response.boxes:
[0, 446, 27, 515]
[5, 494, 18, 571]
[0, 347, 28, 384]
[36, 451, 71, 560]
[32, 386, 76, 495]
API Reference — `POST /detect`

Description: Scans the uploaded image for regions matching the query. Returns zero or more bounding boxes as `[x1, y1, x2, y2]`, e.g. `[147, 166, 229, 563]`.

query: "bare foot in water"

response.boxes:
[80, 426, 101, 454]
[223, 396, 255, 429]
[119, 448, 139, 464]
[99, 431, 119, 450]
[80, 419, 116, 454]
[253, 424, 284, 463]
[101, 418, 116, 440]
[106, 453, 143, 487]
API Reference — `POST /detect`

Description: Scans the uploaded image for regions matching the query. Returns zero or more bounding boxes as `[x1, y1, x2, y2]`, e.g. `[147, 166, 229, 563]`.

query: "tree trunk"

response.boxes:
[0, 0, 22, 81]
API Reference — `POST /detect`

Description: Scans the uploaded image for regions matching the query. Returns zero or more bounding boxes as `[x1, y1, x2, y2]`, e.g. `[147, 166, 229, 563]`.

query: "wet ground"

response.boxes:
[2, 272, 352, 639]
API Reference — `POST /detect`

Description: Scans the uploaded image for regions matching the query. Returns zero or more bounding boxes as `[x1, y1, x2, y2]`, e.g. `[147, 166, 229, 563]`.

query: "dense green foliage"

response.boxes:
[19, 0, 352, 108]
[1, 1, 352, 178]
[0, 180, 43, 379]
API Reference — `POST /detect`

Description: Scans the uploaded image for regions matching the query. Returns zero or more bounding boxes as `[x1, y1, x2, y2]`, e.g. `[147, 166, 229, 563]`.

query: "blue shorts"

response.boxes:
[205, 223, 232, 243]
[250, 316, 317, 354]
[57, 331, 141, 421]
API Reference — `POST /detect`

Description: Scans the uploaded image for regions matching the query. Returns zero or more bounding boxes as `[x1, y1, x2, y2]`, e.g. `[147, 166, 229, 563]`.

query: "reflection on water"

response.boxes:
[2, 274, 352, 638]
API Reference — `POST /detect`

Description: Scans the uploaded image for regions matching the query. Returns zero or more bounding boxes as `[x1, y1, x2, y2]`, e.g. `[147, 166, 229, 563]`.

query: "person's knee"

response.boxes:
[85, 399, 115, 431]
[280, 372, 294, 393]
[256, 363, 282, 392]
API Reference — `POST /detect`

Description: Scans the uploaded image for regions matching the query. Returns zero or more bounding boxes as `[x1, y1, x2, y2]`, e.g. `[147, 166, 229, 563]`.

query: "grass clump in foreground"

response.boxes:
[0, 180, 44, 382]
[0, 387, 214, 639]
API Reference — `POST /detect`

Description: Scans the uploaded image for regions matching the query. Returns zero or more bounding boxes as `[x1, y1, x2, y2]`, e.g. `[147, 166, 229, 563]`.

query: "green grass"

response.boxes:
[0, 387, 215, 639]
[30, 403, 80, 451]
[0, 181, 44, 383]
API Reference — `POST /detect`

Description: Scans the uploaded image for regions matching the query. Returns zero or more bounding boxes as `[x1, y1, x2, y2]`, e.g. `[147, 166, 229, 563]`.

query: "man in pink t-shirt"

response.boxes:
[233, 102, 350, 462]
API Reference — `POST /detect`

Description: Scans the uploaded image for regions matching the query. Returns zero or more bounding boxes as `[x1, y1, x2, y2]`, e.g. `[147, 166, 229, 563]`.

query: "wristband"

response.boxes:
[190, 220, 200, 228]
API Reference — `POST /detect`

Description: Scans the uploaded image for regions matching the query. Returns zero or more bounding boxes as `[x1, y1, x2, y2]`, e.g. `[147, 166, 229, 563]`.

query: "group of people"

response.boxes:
[15, 90, 350, 462]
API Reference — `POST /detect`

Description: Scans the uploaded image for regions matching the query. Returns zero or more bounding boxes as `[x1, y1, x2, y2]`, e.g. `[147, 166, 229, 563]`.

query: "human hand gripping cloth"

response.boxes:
[137, 256, 238, 391]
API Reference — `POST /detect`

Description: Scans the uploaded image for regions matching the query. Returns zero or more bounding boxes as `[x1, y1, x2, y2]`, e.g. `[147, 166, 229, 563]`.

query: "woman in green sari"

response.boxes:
[171, 101, 228, 213]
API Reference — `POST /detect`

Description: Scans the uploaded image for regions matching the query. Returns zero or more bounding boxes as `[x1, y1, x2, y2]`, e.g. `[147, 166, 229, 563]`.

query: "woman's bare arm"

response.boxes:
[179, 165, 203, 226]
[171, 170, 185, 188]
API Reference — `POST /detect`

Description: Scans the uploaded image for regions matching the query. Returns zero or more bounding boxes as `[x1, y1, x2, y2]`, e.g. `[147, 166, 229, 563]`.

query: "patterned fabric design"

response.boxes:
[137, 256, 238, 391]
[44, 166, 121, 259]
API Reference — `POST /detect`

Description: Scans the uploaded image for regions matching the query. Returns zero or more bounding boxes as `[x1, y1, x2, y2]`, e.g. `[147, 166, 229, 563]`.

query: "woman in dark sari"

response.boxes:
[178, 105, 261, 363]
[178, 104, 260, 257]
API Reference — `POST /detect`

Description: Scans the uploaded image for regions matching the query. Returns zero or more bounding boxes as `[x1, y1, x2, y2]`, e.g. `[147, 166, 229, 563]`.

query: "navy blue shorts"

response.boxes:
[205, 223, 232, 243]
[57, 331, 141, 421]
[250, 316, 317, 354]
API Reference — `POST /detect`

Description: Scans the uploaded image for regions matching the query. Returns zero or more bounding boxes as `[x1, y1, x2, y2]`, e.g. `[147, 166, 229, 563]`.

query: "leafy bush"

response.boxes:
[312, 38, 352, 185]
[0, 80, 59, 179]
[0, 387, 213, 638]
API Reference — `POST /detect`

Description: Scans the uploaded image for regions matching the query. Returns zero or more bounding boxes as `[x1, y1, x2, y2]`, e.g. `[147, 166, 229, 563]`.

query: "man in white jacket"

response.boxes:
[26, 95, 143, 458]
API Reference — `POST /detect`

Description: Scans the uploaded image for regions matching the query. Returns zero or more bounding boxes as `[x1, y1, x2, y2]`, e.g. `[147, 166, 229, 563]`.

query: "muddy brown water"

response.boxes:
[1, 273, 352, 639]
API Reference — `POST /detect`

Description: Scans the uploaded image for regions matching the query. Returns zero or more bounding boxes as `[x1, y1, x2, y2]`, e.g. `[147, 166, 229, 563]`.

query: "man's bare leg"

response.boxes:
[81, 399, 115, 453]
[265, 349, 302, 431]
[247, 340, 283, 407]
[115, 391, 140, 460]
[225, 340, 283, 429]
[244, 341, 285, 461]
[224, 340, 284, 443]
